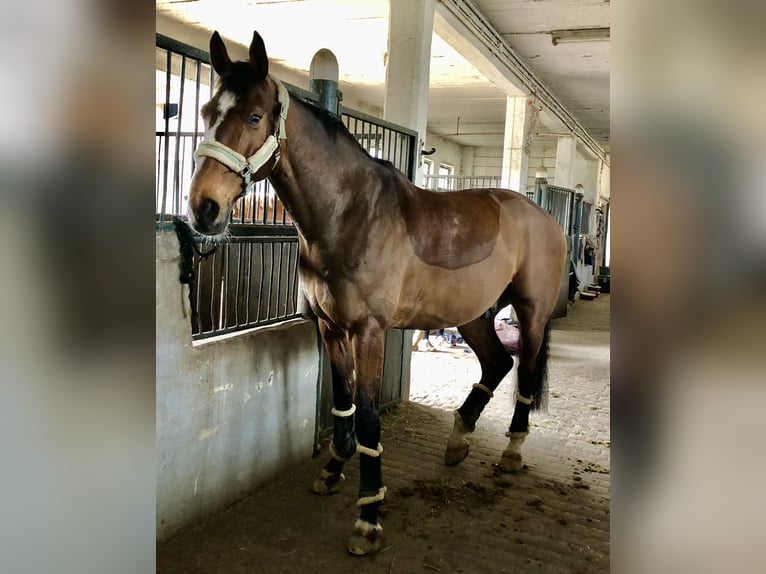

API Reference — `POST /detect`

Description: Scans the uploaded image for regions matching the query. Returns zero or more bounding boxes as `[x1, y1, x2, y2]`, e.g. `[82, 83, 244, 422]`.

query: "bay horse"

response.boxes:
[187, 30, 566, 555]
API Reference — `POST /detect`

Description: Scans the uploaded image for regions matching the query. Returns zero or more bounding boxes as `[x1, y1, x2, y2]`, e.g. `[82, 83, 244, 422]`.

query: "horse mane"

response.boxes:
[295, 98, 399, 173]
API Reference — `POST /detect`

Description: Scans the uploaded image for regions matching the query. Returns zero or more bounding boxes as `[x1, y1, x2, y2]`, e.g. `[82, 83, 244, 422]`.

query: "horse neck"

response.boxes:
[269, 100, 378, 242]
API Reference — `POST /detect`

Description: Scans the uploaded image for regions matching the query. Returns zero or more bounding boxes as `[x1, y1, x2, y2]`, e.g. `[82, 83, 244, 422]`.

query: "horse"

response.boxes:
[187, 30, 567, 556]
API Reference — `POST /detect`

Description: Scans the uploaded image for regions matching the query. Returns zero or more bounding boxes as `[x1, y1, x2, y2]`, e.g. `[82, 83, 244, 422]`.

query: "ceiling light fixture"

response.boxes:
[535, 149, 548, 179]
[550, 27, 610, 46]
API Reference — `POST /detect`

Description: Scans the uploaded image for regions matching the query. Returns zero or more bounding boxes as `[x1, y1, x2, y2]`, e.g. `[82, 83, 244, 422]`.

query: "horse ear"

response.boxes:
[249, 31, 269, 79]
[209, 31, 232, 76]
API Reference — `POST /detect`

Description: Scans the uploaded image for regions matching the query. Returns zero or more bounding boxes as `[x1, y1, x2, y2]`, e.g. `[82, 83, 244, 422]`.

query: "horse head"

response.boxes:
[188, 30, 287, 235]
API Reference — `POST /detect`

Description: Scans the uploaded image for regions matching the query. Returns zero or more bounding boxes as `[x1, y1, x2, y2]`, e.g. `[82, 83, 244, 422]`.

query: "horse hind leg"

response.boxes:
[499, 303, 552, 473]
[445, 314, 515, 466]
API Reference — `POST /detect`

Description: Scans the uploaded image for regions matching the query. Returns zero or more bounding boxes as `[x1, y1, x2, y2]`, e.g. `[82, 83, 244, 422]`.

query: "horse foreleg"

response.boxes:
[346, 321, 386, 556]
[311, 320, 356, 495]
[446, 317, 515, 466]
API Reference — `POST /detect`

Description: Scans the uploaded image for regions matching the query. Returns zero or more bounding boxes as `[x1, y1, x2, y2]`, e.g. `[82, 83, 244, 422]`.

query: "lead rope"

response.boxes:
[172, 217, 217, 321]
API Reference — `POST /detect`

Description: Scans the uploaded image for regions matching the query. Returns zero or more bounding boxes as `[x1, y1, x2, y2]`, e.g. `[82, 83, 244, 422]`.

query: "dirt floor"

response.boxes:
[157, 294, 610, 573]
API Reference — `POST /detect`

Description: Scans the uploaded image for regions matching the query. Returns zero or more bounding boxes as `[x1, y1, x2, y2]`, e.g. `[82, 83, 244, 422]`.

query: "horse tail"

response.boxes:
[531, 319, 552, 412]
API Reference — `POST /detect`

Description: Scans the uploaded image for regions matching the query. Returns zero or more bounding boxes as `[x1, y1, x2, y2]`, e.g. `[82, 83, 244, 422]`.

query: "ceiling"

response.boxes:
[156, 0, 609, 155]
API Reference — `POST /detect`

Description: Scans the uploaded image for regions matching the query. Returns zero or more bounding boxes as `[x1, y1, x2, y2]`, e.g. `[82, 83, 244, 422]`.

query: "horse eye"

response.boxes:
[248, 113, 262, 125]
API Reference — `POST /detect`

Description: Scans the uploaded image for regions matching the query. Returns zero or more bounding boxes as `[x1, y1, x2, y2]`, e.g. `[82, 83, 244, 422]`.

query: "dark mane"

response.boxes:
[296, 98, 398, 172]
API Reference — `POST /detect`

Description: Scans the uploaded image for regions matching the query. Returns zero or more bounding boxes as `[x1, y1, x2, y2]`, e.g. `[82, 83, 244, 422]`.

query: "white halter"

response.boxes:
[193, 76, 290, 192]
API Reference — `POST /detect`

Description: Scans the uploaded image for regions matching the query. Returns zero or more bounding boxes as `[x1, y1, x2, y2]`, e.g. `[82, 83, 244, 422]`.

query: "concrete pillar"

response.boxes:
[309, 49, 340, 116]
[554, 135, 577, 188]
[500, 95, 530, 192]
[384, 0, 436, 185]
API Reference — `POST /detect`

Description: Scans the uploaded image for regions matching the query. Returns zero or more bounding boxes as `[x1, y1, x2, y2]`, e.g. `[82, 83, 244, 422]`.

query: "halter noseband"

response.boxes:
[193, 76, 290, 193]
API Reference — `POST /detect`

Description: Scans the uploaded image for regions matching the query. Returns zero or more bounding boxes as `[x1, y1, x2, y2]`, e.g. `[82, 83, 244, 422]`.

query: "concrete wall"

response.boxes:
[156, 232, 320, 541]
[526, 144, 557, 193]
[423, 133, 464, 174]
[573, 153, 599, 205]
[473, 146, 503, 178]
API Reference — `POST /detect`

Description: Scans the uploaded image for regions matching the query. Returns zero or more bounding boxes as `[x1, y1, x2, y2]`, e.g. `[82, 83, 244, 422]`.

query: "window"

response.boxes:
[438, 163, 454, 191]
[422, 157, 433, 178]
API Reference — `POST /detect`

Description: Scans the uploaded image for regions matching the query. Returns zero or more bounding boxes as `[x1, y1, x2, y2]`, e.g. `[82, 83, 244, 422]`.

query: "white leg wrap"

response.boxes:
[353, 518, 383, 535]
[453, 409, 469, 433]
[329, 442, 354, 462]
[447, 410, 471, 446]
[472, 383, 494, 398]
[331, 404, 356, 418]
[515, 391, 533, 405]
[356, 442, 383, 458]
[503, 431, 528, 457]
[356, 486, 387, 507]
[500, 430, 528, 472]
[319, 468, 344, 480]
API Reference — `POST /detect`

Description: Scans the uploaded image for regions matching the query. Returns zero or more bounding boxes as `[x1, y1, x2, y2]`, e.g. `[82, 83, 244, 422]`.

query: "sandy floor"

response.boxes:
[158, 294, 610, 573]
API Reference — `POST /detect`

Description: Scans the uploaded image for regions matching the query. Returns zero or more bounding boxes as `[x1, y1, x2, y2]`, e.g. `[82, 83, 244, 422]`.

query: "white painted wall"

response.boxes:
[156, 232, 319, 541]
[422, 133, 463, 174]
[573, 153, 599, 204]
[473, 146, 503, 177]
[526, 144, 557, 192]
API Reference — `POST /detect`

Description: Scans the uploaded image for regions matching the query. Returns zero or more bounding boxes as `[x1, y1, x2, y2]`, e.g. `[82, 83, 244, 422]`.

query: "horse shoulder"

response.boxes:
[395, 186, 501, 270]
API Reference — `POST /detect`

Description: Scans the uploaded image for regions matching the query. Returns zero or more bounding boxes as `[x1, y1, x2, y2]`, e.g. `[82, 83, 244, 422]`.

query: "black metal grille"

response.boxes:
[545, 185, 575, 232]
[422, 174, 502, 191]
[191, 228, 301, 339]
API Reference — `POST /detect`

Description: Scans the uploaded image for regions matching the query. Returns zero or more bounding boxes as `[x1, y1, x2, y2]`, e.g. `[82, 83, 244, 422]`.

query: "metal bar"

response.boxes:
[157, 33, 210, 64]
[210, 249, 219, 331]
[275, 242, 284, 318]
[381, 126, 389, 163]
[339, 105, 418, 138]
[160, 48, 172, 220]
[287, 242, 298, 315]
[221, 245, 230, 328]
[394, 129, 402, 169]
[156, 136, 163, 211]
[193, 59, 201, 156]
[245, 242, 253, 324]
[194, 254, 203, 335]
[256, 243, 265, 323]
[408, 134, 418, 181]
[192, 315, 304, 341]
[172, 54, 187, 216]
[266, 243, 275, 319]
[234, 242, 244, 326]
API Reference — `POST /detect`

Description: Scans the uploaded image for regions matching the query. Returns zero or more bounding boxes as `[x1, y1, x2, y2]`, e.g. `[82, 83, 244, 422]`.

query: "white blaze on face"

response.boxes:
[189, 90, 238, 224]
[196, 90, 238, 170]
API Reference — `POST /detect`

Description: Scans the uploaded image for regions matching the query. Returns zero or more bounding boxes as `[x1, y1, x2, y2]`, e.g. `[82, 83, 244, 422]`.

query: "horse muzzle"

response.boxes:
[189, 197, 228, 235]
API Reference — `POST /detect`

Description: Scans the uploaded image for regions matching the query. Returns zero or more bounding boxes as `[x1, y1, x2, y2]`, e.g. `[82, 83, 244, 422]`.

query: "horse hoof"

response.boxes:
[347, 520, 382, 556]
[310, 470, 345, 495]
[445, 410, 471, 466]
[498, 452, 523, 473]
[445, 443, 469, 466]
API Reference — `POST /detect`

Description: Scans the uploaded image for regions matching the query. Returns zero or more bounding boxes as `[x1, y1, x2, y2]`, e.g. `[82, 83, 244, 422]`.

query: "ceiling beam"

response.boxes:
[434, 0, 609, 166]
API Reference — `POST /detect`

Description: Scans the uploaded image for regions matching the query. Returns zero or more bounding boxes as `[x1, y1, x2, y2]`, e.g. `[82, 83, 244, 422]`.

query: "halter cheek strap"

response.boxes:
[194, 76, 290, 192]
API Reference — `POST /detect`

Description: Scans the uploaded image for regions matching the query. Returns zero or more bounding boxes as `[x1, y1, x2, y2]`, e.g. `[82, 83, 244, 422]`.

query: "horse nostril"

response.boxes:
[197, 198, 220, 224]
